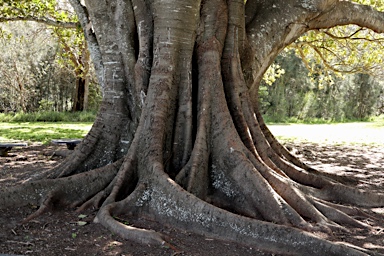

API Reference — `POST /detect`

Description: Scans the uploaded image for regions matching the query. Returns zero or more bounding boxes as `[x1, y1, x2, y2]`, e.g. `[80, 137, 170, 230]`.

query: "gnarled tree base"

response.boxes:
[2, 0, 384, 255]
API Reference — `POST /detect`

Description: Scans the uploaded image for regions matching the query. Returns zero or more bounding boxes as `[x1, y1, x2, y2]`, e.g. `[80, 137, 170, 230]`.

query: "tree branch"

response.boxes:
[0, 16, 78, 29]
[321, 28, 384, 43]
[308, 1, 384, 33]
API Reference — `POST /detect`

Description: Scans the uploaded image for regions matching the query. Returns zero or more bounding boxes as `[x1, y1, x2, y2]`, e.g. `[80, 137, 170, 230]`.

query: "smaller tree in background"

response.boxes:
[343, 73, 382, 120]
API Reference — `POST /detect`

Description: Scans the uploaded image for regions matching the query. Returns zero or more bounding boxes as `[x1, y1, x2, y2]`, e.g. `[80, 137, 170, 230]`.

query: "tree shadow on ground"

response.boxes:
[0, 143, 383, 255]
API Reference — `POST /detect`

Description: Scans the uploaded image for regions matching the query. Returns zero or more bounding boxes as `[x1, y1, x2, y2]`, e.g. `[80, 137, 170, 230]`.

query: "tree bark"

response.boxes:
[2, 0, 384, 255]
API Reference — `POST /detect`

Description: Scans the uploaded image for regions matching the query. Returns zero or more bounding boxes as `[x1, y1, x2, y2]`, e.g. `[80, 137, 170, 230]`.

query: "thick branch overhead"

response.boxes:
[308, 1, 384, 33]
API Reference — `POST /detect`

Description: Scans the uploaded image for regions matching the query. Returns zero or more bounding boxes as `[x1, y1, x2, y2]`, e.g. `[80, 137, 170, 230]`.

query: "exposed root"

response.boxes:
[122, 165, 371, 256]
[315, 199, 380, 221]
[216, 148, 306, 227]
[75, 179, 115, 212]
[175, 39, 213, 198]
[95, 184, 166, 246]
[207, 7, 376, 237]
[96, 204, 166, 245]
[313, 183, 384, 207]
[207, 84, 378, 234]
[46, 101, 135, 179]
[75, 190, 107, 212]
[2, 2, 381, 256]
[0, 159, 122, 219]
[46, 117, 104, 179]
[22, 191, 55, 224]
[101, 139, 140, 207]
[312, 200, 369, 229]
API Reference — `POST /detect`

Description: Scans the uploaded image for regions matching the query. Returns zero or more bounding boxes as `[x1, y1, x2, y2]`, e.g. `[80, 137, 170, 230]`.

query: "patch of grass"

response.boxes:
[369, 115, 384, 128]
[0, 111, 97, 123]
[267, 122, 384, 146]
[0, 122, 92, 144]
[263, 116, 335, 124]
[263, 115, 380, 125]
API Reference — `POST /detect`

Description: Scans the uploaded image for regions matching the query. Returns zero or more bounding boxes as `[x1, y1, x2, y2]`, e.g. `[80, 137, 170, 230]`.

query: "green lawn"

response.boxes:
[1, 121, 383, 146]
[0, 122, 92, 144]
[267, 122, 384, 146]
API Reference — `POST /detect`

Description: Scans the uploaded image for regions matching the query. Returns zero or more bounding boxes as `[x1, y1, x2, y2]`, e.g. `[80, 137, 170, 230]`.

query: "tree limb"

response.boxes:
[321, 29, 384, 43]
[0, 16, 78, 29]
[308, 1, 384, 33]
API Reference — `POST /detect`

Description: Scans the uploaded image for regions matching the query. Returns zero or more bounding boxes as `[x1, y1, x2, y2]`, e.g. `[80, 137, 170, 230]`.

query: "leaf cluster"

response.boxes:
[0, 0, 77, 23]
[285, 0, 384, 80]
[291, 25, 384, 79]
[351, 0, 384, 11]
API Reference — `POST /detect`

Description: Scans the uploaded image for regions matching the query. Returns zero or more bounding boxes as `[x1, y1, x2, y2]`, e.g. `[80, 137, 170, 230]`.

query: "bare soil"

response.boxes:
[0, 143, 383, 255]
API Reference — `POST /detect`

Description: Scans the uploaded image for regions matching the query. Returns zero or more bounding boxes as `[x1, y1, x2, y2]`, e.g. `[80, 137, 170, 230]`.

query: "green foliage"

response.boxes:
[38, 99, 55, 112]
[263, 64, 285, 85]
[284, 1, 384, 87]
[260, 51, 384, 122]
[274, 2, 384, 122]
[260, 50, 311, 121]
[0, 0, 77, 23]
[0, 0, 55, 16]
[292, 25, 384, 79]
[342, 73, 382, 119]
[351, 0, 384, 11]
[369, 114, 384, 127]
[0, 22, 59, 112]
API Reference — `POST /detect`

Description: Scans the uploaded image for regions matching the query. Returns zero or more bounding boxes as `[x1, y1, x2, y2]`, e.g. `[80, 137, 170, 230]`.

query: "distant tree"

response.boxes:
[52, 26, 92, 111]
[0, 0, 97, 112]
[260, 51, 311, 120]
[343, 73, 382, 120]
[0, 22, 58, 112]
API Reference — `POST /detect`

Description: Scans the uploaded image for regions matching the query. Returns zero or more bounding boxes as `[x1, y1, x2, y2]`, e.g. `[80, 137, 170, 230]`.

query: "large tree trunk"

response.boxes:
[2, 0, 384, 255]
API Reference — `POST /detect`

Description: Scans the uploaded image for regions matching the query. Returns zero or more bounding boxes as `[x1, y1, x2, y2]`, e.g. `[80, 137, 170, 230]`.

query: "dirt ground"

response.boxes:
[0, 143, 383, 256]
